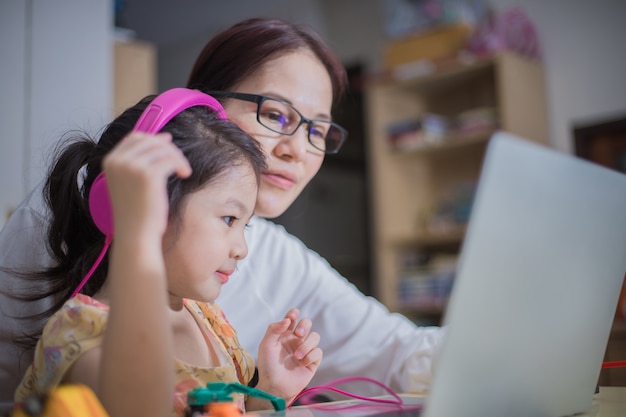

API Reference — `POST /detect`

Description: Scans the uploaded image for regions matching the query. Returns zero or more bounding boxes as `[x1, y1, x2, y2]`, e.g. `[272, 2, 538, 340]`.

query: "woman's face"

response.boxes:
[223, 49, 333, 218]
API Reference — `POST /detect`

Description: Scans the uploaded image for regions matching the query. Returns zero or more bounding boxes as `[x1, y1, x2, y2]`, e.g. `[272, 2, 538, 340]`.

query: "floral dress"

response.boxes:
[15, 294, 255, 416]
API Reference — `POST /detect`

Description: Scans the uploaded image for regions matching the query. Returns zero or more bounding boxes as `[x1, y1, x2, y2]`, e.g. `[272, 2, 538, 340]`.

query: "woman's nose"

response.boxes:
[273, 124, 309, 161]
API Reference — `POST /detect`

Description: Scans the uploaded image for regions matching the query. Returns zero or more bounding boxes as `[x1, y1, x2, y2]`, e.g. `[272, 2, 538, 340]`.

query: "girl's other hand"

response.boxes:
[255, 308, 323, 403]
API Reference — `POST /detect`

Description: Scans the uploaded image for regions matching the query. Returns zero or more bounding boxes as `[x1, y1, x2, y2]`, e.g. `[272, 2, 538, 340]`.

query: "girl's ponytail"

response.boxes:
[8, 100, 149, 350]
[45, 136, 99, 268]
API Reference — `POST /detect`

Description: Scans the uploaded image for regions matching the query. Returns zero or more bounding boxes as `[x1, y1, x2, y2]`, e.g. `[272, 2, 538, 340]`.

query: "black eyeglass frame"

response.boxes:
[208, 91, 347, 154]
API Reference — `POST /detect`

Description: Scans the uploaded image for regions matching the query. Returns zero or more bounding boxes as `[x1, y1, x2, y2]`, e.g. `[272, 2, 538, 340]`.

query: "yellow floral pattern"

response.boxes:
[15, 294, 255, 417]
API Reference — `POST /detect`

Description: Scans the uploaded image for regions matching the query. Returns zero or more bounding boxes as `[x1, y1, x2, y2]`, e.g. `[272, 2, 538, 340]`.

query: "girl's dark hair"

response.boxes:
[187, 18, 348, 109]
[10, 94, 266, 349]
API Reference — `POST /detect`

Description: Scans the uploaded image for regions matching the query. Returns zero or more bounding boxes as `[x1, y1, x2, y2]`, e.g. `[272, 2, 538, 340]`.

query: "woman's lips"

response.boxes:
[262, 171, 297, 190]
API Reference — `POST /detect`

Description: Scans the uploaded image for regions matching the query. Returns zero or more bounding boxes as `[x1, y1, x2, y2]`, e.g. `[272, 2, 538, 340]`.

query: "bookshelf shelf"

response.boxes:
[365, 52, 549, 323]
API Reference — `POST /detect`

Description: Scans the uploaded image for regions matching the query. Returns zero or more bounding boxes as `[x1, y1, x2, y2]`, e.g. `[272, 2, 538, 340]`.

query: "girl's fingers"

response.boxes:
[108, 132, 172, 160]
[264, 318, 291, 340]
[283, 308, 299, 331]
[107, 132, 176, 165]
[294, 331, 320, 360]
[300, 347, 323, 368]
[293, 317, 312, 338]
[104, 132, 191, 180]
[101, 131, 192, 240]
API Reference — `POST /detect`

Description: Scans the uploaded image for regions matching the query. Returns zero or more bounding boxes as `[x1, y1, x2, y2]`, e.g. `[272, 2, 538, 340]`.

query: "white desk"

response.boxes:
[259, 387, 626, 417]
[585, 386, 626, 417]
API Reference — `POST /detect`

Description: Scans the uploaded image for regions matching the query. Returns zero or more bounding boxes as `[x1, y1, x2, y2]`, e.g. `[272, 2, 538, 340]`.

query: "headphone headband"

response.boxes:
[133, 88, 227, 134]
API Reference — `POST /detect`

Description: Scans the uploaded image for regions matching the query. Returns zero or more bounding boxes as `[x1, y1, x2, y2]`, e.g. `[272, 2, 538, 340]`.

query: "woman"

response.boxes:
[185, 18, 444, 396]
[0, 18, 443, 410]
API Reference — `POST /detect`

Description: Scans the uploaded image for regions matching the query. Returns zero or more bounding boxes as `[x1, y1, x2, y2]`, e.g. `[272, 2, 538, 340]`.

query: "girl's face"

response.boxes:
[223, 49, 333, 218]
[162, 163, 258, 304]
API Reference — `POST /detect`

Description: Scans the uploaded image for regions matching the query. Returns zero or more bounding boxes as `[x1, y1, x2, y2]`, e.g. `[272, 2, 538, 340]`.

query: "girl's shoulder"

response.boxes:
[15, 295, 109, 400]
[183, 300, 246, 363]
[184, 300, 233, 336]
[182, 300, 255, 386]
[41, 294, 109, 348]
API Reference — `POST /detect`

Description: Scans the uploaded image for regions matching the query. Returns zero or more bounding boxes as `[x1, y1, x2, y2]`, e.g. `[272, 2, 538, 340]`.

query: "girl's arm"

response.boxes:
[246, 308, 322, 411]
[65, 132, 191, 417]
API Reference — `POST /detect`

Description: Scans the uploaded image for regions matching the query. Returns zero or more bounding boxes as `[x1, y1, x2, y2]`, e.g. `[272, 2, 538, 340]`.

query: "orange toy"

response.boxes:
[10, 385, 109, 417]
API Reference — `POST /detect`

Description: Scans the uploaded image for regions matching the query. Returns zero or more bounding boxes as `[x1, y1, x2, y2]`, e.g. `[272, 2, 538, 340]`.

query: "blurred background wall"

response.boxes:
[1, 0, 625, 296]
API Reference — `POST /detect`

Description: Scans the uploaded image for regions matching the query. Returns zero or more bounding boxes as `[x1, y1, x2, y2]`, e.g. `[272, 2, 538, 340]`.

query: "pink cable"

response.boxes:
[71, 235, 112, 297]
[288, 376, 404, 408]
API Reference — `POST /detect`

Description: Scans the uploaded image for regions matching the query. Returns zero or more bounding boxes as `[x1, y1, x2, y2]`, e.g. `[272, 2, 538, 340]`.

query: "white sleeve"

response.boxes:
[0, 184, 54, 412]
[218, 217, 445, 397]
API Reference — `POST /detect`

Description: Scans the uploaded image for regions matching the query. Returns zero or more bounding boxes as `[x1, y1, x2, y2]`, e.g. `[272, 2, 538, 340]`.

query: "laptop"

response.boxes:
[261, 131, 626, 417]
[423, 131, 626, 417]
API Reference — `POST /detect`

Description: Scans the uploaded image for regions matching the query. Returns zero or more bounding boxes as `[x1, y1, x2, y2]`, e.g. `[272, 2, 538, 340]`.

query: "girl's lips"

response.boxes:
[215, 271, 231, 284]
[263, 171, 297, 190]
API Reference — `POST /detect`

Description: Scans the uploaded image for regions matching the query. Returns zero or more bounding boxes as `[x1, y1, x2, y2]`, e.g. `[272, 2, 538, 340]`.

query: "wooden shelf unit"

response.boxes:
[364, 52, 549, 320]
[113, 39, 157, 117]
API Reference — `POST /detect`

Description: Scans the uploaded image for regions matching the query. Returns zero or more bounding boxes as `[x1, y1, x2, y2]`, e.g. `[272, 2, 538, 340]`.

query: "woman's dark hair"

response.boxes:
[187, 18, 348, 109]
[10, 94, 266, 349]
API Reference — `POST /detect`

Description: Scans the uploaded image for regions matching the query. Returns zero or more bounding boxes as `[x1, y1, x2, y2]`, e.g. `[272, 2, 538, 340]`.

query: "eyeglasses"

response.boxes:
[208, 91, 347, 154]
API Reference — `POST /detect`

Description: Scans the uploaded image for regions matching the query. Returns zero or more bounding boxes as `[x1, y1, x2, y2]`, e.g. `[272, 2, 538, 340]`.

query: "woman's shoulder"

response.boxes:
[245, 217, 312, 254]
[244, 217, 333, 273]
[246, 216, 284, 235]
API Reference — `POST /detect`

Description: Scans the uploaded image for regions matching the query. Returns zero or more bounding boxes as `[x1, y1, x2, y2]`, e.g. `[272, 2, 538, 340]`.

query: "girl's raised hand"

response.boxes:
[102, 131, 191, 240]
[255, 308, 323, 403]
[92, 131, 190, 417]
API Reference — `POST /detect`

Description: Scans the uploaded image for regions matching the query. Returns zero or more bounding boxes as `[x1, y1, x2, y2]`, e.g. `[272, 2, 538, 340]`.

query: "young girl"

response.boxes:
[13, 89, 322, 417]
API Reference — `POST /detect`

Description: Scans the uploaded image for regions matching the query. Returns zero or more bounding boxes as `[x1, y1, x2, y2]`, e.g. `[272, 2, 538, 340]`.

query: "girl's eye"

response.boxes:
[223, 216, 236, 227]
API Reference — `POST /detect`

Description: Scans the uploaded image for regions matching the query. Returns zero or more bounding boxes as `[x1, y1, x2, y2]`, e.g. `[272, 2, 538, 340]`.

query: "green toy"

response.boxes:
[186, 382, 286, 416]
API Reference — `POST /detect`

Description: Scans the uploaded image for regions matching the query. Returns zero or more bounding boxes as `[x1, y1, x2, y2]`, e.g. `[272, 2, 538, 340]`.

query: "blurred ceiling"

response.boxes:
[116, 0, 316, 48]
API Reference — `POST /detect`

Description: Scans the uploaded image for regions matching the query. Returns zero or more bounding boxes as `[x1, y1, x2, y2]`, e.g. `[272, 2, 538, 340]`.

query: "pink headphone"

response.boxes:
[72, 88, 227, 297]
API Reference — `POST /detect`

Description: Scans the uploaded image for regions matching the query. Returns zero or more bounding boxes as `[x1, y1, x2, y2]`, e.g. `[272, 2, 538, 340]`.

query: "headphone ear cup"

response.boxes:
[89, 172, 114, 237]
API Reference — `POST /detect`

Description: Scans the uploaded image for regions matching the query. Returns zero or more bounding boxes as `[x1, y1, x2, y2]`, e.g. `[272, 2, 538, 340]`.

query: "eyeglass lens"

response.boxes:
[258, 98, 344, 153]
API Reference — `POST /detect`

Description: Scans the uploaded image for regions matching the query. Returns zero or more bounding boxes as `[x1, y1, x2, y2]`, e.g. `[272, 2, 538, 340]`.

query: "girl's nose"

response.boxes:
[232, 234, 248, 260]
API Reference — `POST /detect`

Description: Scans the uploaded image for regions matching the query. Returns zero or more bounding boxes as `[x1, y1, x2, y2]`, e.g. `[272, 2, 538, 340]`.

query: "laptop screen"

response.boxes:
[424, 132, 626, 417]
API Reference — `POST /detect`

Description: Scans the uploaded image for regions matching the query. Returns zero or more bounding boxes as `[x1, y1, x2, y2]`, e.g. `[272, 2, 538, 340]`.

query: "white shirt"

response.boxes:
[0, 187, 54, 412]
[0, 185, 444, 412]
